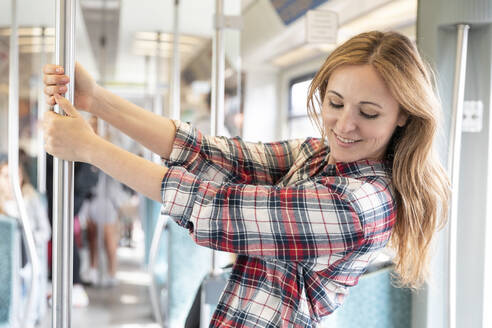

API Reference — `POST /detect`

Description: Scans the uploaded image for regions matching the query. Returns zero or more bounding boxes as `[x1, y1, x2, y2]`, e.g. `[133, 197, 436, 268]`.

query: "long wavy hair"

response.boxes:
[307, 31, 451, 289]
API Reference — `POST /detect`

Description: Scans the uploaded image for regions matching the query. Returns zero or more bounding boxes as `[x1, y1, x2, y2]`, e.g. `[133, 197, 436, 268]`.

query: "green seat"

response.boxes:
[0, 215, 21, 328]
[323, 267, 412, 327]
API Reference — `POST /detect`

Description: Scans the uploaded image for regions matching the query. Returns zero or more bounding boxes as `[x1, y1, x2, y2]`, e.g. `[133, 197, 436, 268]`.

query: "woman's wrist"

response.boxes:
[88, 84, 105, 117]
[83, 133, 105, 165]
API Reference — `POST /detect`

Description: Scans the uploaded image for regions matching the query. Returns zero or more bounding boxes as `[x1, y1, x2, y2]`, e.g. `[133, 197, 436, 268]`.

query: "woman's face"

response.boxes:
[321, 64, 407, 164]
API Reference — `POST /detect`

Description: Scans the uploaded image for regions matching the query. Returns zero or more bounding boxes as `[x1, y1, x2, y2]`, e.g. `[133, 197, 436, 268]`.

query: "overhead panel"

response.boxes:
[80, 0, 121, 82]
[270, 0, 330, 25]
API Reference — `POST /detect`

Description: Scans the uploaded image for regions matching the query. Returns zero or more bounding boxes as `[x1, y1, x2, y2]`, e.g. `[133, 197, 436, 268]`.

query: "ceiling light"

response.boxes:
[0, 27, 55, 37]
[134, 32, 205, 46]
[18, 36, 55, 46]
[19, 44, 55, 54]
[338, 0, 416, 40]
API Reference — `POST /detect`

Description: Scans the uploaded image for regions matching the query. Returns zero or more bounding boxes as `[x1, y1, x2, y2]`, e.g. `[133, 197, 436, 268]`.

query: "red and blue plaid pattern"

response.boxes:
[161, 121, 397, 327]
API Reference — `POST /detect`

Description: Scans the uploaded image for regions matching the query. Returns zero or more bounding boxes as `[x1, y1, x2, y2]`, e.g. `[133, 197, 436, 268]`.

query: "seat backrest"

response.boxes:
[0, 215, 21, 328]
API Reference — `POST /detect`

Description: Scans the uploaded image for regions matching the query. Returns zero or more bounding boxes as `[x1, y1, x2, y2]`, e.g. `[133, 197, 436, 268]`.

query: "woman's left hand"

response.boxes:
[43, 94, 99, 163]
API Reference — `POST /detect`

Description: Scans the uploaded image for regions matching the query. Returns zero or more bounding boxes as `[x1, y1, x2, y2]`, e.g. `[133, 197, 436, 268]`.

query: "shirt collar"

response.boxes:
[320, 150, 391, 178]
[334, 160, 391, 178]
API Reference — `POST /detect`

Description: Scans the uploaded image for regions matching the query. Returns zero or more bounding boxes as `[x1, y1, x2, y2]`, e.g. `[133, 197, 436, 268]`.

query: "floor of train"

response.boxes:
[40, 238, 160, 328]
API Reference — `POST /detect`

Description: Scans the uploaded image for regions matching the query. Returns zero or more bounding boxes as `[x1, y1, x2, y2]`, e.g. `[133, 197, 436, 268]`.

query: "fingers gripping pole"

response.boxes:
[9, 0, 41, 326]
[53, 1, 76, 327]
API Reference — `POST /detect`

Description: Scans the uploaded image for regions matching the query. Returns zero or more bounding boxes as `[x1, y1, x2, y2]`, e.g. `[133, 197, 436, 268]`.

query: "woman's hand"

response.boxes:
[43, 62, 96, 113]
[43, 94, 99, 163]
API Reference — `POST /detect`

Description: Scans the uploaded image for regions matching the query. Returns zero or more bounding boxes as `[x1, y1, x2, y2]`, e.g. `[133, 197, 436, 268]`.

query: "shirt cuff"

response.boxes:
[165, 120, 202, 169]
[161, 166, 199, 230]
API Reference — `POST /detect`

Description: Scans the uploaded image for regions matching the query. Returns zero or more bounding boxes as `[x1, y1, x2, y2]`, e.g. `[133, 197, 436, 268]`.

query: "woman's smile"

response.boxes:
[332, 130, 362, 147]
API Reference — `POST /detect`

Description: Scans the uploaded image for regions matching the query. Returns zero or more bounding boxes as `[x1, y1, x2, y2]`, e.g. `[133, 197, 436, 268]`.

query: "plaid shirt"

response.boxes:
[161, 121, 397, 327]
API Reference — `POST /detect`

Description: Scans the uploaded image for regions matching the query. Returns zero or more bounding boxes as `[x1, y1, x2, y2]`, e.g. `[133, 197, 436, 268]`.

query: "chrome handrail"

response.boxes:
[8, 0, 40, 326]
[37, 26, 47, 195]
[211, 0, 225, 139]
[209, 0, 225, 276]
[52, 1, 76, 327]
[148, 2, 181, 327]
[148, 213, 167, 326]
[170, 0, 181, 121]
[447, 24, 469, 328]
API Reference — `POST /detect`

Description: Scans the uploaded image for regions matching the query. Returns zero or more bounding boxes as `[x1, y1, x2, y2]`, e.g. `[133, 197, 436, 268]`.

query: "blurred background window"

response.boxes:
[287, 74, 318, 139]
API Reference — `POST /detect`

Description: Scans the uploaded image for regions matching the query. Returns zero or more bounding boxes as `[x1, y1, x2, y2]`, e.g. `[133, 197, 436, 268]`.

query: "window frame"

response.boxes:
[287, 72, 317, 139]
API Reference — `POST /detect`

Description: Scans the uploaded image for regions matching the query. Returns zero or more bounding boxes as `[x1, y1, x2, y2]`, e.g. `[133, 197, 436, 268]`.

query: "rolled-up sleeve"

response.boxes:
[161, 166, 395, 261]
[166, 120, 305, 185]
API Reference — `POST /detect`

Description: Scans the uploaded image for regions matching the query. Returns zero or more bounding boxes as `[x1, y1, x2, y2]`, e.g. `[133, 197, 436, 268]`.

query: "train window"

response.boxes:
[287, 74, 319, 139]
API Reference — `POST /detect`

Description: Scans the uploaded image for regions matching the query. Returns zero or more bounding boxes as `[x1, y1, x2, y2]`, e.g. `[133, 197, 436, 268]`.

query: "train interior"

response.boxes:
[1, 0, 491, 327]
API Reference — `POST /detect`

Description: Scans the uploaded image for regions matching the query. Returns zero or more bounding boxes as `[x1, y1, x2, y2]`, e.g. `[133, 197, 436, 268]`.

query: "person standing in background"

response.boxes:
[0, 155, 51, 323]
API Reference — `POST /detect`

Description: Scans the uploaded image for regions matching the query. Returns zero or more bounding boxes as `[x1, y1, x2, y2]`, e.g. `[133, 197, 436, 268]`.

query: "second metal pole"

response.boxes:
[9, 0, 41, 326]
[447, 23, 469, 328]
[210, 0, 225, 275]
[52, 0, 76, 327]
[211, 0, 225, 138]
[170, 0, 181, 120]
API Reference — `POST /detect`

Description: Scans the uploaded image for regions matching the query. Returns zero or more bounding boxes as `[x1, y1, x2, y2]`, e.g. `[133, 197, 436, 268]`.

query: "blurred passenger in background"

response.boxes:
[78, 115, 130, 287]
[0, 154, 51, 324]
[78, 170, 129, 287]
[118, 191, 139, 248]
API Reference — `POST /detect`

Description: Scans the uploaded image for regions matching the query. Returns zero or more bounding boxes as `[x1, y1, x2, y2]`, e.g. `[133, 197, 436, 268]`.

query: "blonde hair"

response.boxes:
[307, 31, 451, 289]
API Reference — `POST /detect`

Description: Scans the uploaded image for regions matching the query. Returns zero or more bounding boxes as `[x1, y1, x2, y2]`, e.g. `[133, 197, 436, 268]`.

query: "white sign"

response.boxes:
[306, 10, 338, 45]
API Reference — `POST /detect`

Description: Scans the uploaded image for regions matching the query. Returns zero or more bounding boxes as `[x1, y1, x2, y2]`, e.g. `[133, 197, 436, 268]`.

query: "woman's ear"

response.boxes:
[397, 110, 409, 127]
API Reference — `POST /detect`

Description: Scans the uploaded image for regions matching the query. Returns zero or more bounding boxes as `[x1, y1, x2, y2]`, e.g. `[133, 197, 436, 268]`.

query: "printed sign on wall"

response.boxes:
[270, 0, 330, 25]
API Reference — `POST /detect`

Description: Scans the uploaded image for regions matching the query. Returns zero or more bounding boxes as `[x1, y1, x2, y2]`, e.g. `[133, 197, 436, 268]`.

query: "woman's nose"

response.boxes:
[336, 109, 357, 133]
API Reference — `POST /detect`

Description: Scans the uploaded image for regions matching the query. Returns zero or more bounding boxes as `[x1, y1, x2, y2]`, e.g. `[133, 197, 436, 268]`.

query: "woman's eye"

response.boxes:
[329, 101, 343, 109]
[361, 111, 379, 119]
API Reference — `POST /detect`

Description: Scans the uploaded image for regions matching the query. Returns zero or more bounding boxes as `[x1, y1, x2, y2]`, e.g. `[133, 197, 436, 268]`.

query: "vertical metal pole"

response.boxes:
[148, 2, 182, 325]
[170, 0, 181, 120]
[211, 0, 225, 138]
[38, 26, 47, 194]
[144, 55, 153, 162]
[447, 23, 469, 328]
[53, 0, 76, 327]
[152, 32, 164, 164]
[148, 34, 164, 324]
[210, 0, 225, 274]
[8, 0, 41, 326]
[154, 32, 163, 118]
[148, 215, 166, 326]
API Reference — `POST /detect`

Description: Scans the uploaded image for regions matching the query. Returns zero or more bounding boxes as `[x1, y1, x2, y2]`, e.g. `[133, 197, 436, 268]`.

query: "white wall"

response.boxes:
[418, 1, 492, 327]
[242, 66, 279, 142]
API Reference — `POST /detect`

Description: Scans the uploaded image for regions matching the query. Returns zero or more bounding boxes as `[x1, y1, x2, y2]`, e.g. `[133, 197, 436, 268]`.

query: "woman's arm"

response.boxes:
[161, 165, 396, 261]
[44, 64, 305, 181]
[43, 94, 167, 202]
[167, 121, 308, 185]
[91, 85, 177, 159]
[87, 136, 167, 203]
[43, 63, 177, 159]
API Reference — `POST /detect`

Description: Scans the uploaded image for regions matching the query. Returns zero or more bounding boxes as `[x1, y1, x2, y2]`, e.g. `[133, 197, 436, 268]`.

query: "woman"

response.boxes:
[42, 31, 450, 327]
